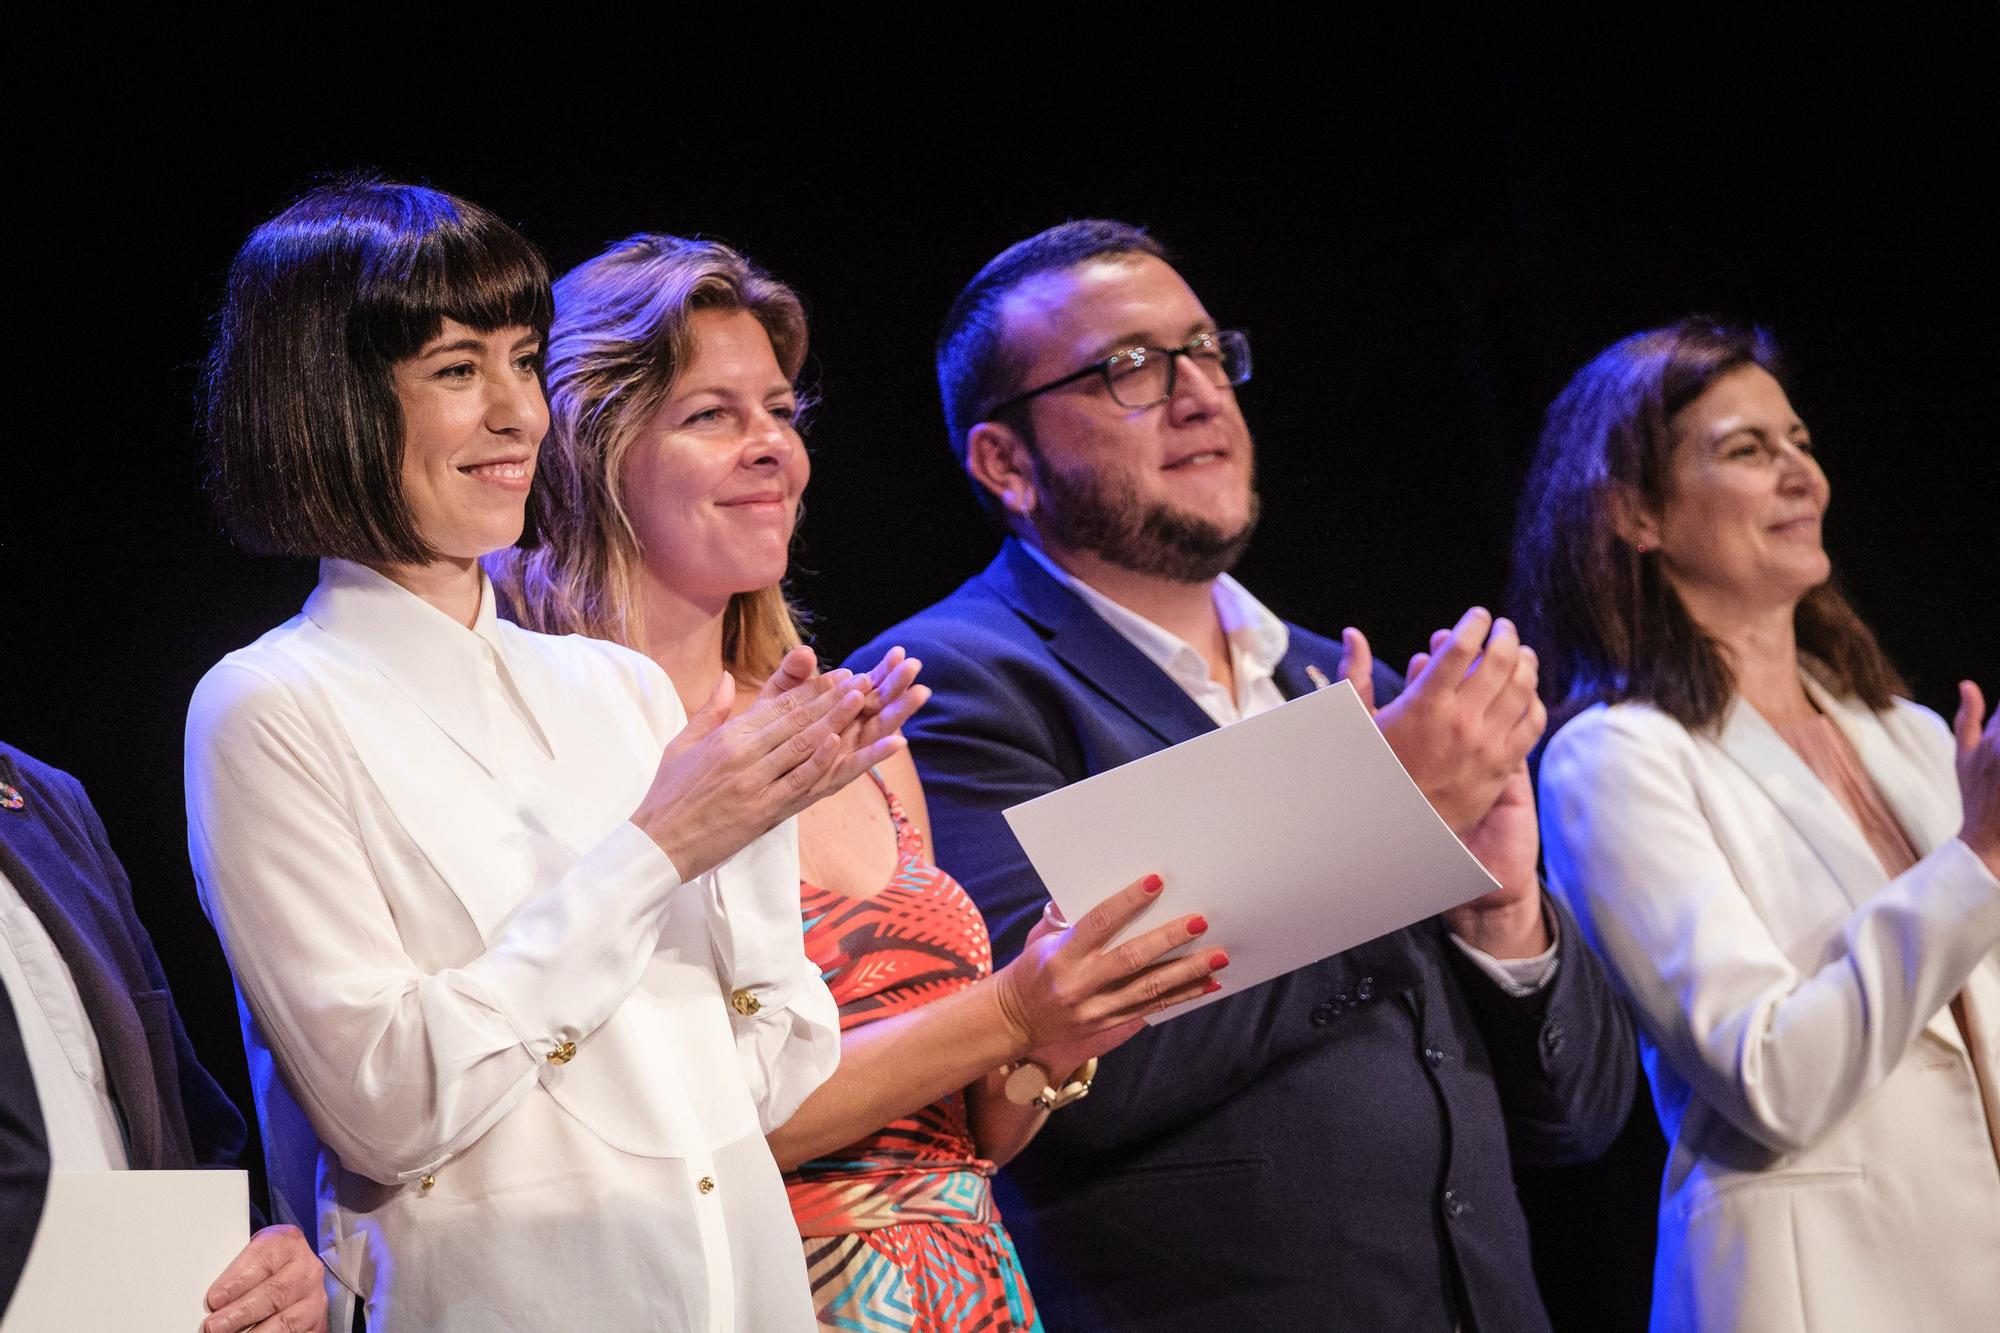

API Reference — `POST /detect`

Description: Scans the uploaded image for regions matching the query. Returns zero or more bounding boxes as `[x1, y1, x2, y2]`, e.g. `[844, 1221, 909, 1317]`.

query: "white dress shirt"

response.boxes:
[1023, 544, 1289, 726]
[1022, 543, 1557, 993]
[185, 559, 836, 1332]
[0, 867, 128, 1169]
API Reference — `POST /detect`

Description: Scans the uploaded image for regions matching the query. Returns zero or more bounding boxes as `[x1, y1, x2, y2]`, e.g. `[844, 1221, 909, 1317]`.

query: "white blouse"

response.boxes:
[185, 559, 837, 1332]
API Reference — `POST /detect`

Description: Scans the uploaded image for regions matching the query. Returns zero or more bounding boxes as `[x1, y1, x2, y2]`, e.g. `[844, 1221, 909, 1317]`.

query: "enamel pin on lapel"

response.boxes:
[0, 782, 23, 810]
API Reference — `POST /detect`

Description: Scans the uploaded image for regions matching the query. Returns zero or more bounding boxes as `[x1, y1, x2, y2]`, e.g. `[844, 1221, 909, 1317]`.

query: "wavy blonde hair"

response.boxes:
[490, 234, 809, 679]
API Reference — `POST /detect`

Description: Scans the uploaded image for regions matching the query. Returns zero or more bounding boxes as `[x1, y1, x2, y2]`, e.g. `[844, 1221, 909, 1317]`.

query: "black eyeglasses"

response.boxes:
[984, 329, 1252, 418]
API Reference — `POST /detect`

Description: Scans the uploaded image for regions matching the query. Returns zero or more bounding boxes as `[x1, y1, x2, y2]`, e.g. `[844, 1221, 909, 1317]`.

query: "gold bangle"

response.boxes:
[1002, 1057, 1100, 1110]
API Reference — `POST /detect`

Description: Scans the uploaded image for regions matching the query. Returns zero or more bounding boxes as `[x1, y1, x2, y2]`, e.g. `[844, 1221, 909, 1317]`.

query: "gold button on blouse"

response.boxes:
[547, 1040, 577, 1065]
[729, 989, 761, 1016]
[697, 1176, 716, 1195]
[420, 1174, 436, 1192]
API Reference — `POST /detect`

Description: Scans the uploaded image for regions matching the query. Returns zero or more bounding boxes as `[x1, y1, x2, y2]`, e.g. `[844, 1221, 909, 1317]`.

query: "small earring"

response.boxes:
[1635, 543, 1650, 554]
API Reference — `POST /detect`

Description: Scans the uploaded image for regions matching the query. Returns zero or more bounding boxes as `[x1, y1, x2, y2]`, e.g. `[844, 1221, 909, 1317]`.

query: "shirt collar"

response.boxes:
[302, 559, 546, 774]
[1018, 542, 1289, 691]
[1211, 574, 1290, 678]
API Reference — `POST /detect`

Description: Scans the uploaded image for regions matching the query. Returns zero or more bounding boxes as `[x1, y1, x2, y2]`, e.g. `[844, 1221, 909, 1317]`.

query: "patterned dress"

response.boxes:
[785, 776, 1043, 1332]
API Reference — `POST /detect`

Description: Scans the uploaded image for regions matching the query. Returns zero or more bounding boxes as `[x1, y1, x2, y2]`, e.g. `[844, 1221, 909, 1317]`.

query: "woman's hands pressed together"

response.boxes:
[848, 645, 931, 756]
[635, 645, 913, 879]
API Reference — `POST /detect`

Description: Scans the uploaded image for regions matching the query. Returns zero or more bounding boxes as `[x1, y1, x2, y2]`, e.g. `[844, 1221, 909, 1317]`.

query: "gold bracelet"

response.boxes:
[1002, 1057, 1100, 1110]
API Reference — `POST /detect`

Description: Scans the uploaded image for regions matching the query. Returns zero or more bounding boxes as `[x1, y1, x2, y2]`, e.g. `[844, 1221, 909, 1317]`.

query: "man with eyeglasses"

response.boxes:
[847, 221, 1635, 1331]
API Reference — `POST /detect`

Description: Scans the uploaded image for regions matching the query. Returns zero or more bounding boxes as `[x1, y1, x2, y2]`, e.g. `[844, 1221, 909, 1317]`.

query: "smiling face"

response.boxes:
[986, 254, 1257, 581]
[391, 320, 548, 563]
[621, 307, 807, 612]
[1645, 363, 1832, 622]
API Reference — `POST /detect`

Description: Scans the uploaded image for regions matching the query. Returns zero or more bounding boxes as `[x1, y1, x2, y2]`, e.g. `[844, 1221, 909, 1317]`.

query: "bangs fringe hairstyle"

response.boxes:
[204, 178, 553, 564]
[487, 234, 809, 681]
[1509, 317, 1905, 731]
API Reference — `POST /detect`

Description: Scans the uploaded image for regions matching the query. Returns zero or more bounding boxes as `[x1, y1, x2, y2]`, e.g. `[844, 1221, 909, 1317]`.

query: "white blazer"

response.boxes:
[185, 560, 836, 1332]
[1540, 678, 2000, 1333]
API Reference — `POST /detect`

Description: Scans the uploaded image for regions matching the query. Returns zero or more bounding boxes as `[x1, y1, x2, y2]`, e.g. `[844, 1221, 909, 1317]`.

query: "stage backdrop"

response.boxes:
[7, 28, 1994, 1330]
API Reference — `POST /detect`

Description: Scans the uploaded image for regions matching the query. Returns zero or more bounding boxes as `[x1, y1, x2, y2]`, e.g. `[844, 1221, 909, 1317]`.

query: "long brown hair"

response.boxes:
[488, 235, 809, 680]
[1509, 318, 1905, 731]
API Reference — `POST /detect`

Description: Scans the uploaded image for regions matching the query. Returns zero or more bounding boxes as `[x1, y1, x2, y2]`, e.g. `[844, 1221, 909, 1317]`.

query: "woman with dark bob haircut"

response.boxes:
[186, 181, 914, 1331]
[1514, 318, 2000, 1331]
[489, 234, 1226, 1331]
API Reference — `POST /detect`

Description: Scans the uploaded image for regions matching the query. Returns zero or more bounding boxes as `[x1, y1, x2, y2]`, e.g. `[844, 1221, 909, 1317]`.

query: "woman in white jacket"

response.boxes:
[1512, 319, 2000, 1331]
[185, 180, 917, 1331]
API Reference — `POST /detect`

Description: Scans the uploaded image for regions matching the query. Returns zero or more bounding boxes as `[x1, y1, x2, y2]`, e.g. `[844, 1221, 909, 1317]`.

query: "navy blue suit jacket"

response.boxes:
[0, 743, 248, 1313]
[849, 540, 1636, 1332]
[0, 974, 47, 1314]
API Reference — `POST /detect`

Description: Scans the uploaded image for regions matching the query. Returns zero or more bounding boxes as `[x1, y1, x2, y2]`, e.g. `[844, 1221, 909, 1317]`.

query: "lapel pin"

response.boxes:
[1304, 665, 1334, 691]
[0, 782, 23, 811]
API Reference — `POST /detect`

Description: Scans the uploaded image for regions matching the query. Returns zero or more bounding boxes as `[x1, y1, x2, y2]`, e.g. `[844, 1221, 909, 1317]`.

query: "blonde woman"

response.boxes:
[492, 234, 1226, 1330]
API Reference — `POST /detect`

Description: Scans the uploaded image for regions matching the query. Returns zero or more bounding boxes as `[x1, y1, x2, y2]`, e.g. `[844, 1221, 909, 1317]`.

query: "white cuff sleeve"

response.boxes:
[1450, 902, 1562, 997]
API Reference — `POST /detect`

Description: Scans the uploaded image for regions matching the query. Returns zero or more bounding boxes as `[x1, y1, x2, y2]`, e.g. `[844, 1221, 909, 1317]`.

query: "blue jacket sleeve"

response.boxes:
[1443, 894, 1638, 1166]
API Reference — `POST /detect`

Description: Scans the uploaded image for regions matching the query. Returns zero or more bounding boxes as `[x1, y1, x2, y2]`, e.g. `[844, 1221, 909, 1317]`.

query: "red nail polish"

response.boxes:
[1187, 915, 1208, 936]
[1203, 979, 1223, 994]
[1208, 951, 1230, 970]
[1141, 874, 1164, 894]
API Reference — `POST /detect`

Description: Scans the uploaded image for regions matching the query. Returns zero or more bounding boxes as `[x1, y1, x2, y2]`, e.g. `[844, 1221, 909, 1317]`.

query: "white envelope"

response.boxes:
[4, 1169, 248, 1332]
[1003, 680, 1496, 1017]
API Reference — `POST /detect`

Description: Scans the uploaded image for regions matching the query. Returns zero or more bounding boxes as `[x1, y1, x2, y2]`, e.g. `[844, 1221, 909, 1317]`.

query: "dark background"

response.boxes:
[6, 23, 1995, 1329]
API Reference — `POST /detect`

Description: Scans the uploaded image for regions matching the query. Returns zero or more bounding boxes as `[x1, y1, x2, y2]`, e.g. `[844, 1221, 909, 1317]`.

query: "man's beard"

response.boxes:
[1030, 447, 1259, 584]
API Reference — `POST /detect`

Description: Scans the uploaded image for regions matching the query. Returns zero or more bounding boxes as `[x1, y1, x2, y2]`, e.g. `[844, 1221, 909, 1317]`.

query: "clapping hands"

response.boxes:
[1337, 607, 1545, 835]
[848, 645, 931, 756]
[1338, 609, 1549, 956]
[634, 645, 926, 880]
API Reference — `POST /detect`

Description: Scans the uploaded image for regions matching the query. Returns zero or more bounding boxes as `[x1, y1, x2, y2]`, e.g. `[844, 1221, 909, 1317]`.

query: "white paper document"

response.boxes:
[3, 1169, 248, 1332]
[1003, 680, 1496, 1018]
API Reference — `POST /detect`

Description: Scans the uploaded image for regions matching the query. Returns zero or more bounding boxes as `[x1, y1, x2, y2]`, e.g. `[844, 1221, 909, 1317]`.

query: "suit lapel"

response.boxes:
[303, 559, 499, 777]
[990, 541, 1219, 748]
[1803, 681, 1981, 1058]
[1805, 679, 1962, 856]
[1274, 646, 1339, 703]
[1716, 686, 1980, 1056]
[299, 563, 545, 943]
[1714, 694, 1890, 911]
[0, 751, 187, 1170]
